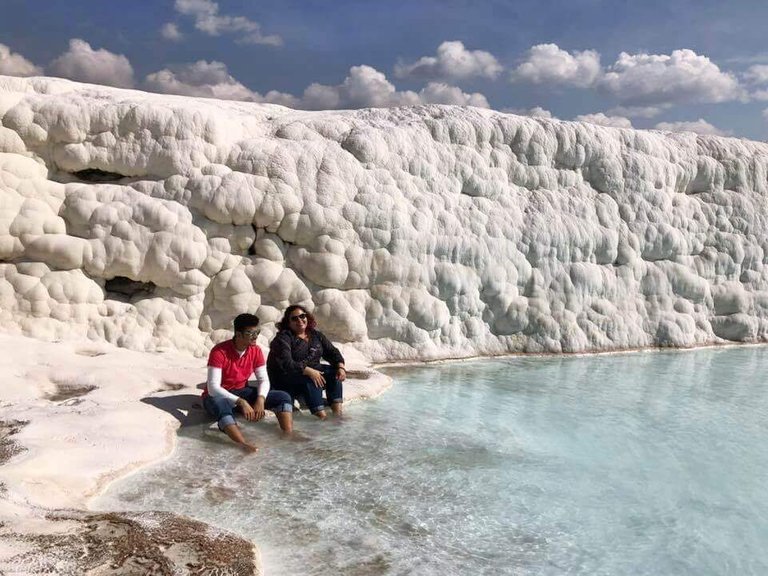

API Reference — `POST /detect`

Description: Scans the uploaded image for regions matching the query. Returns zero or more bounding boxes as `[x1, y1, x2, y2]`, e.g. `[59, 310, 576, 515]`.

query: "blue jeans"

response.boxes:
[203, 387, 293, 431]
[275, 365, 343, 414]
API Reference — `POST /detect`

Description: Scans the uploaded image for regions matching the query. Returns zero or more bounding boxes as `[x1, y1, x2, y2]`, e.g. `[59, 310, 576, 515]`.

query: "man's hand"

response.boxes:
[303, 367, 326, 388]
[336, 365, 347, 382]
[252, 396, 266, 421]
[237, 398, 256, 421]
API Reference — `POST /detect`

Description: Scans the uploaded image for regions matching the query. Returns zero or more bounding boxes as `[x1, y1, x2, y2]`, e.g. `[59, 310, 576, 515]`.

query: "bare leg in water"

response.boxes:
[276, 411, 293, 434]
[222, 423, 258, 453]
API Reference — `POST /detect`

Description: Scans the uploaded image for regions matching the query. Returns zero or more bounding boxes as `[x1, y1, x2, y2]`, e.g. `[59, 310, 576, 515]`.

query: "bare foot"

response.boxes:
[240, 442, 259, 453]
[286, 431, 311, 442]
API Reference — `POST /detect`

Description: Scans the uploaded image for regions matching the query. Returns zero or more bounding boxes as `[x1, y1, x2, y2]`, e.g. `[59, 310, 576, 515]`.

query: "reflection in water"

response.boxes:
[96, 347, 768, 575]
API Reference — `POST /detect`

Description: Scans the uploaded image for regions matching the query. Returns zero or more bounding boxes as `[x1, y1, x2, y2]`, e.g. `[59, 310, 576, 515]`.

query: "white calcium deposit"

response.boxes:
[2, 74, 768, 361]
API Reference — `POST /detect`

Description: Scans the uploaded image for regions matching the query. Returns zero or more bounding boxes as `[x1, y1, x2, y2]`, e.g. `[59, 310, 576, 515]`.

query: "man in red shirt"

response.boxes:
[203, 313, 293, 452]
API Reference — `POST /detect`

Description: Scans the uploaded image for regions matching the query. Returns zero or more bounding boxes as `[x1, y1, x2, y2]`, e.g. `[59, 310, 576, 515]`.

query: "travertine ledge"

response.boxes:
[4, 75, 768, 361]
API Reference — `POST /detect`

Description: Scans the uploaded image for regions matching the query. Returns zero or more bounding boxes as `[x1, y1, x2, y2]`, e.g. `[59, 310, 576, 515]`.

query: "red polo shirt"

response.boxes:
[202, 339, 266, 398]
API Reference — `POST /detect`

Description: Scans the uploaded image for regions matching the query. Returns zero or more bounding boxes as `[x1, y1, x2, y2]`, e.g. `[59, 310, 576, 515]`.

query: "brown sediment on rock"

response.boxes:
[156, 381, 187, 392]
[45, 382, 97, 402]
[0, 420, 27, 465]
[344, 369, 371, 380]
[0, 509, 260, 575]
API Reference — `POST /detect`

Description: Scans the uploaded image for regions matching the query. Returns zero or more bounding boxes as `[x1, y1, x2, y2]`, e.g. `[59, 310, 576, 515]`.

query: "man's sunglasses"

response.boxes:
[241, 329, 261, 338]
[289, 313, 308, 322]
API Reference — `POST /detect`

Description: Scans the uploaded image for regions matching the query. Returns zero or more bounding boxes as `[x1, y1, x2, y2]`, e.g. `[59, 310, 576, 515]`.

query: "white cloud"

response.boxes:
[49, 39, 134, 88]
[744, 65, 768, 99]
[145, 60, 256, 100]
[143, 61, 488, 110]
[300, 65, 419, 109]
[395, 41, 502, 81]
[261, 90, 301, 108]
[510, 45, 745, 110]
[575, 112, 632, 128]
[174, 0, 282, 46]
[607, 105, 665, 119]
[333, 65, 419, 108]
[300, 82, 341, 110]
[744, 64, 768, 84]
[503, 106, 554, 119]
[418, 82, 489, 107]
[723, 53, 768, 65]
[0, 43, 42, 77]
[598, 49, 743, 106]
[654, 119, 729, 136]
[300, 65, 489, 110]
[161, 23, 183, 41]
[144, 60, 295, 105]
[510, 43, 601, 88]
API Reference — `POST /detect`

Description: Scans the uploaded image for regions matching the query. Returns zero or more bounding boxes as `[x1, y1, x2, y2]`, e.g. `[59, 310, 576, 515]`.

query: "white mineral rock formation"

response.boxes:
[2, 75, 768, 361]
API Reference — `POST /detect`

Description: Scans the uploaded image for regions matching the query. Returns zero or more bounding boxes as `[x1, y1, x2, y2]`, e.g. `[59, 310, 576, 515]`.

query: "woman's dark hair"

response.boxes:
[277, 305, 317, 332]
[233, 313, 260, 333]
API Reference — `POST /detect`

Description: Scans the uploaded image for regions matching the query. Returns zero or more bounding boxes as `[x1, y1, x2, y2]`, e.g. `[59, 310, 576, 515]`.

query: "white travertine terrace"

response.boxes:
[3, 75, 768, 361]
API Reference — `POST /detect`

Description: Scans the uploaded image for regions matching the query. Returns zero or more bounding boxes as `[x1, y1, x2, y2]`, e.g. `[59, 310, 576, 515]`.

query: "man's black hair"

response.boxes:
[233, 313, 260, 333]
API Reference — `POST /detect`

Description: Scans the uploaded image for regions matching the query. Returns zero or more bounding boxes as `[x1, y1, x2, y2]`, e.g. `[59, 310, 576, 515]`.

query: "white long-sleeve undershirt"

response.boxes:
[207, 363, 271, 407]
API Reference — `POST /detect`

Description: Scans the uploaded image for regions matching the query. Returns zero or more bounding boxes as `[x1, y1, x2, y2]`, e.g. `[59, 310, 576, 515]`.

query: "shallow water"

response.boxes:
[95, 347, 768, 575]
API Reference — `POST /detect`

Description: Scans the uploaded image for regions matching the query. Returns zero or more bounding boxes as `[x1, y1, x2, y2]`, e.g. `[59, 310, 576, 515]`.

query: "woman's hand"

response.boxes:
[303, 366, 326, 388]
[336, 365, 347, 382]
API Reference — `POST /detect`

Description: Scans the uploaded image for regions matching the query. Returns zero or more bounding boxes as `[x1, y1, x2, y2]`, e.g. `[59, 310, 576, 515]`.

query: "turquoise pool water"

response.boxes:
[96, 347, 768, 575]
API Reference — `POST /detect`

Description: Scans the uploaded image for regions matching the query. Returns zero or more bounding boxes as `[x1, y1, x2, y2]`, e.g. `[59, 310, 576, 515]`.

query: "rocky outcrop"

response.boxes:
[0, 508, 261, 575]
[3, 75, 768, 361]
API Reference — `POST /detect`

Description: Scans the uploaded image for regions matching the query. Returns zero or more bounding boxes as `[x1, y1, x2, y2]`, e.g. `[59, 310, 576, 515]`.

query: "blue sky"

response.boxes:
[2, 0, 768, 139]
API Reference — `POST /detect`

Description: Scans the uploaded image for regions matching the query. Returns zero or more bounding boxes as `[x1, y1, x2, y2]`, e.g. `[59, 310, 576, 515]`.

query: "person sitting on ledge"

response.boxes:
[203, 313, 294, 452]
[267, 305, 346, 419]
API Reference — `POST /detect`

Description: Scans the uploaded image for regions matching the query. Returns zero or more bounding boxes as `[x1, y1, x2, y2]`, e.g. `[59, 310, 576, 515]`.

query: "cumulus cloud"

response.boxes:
[575, 112, 632, 128]
[654, 119, 729, 136]
[326, 65, 419, 108]
[0, 43, 42, 76]
[161, 23, 183, 41]
[144, 60, 295, 105]
[301, 65, 489, 110]
[510, 43, 601, 88]
[607, 105, 665, 119]
[174, 0, 282, 46]
[598, 49, 743, 106]
[510, 45, 745, 110]
[145, 60, 255, 100]
[503, 106, 554, 119]
[299, 66, 419, 109]
[723, 53, 768, 66]
[49, 39, 134, 88]
[143, 60, 488, 110]
[744, 64, 768, 84]
[744, 65, 768, 100]
[395, 41, 502, 81]
[418, 82, 489, 107]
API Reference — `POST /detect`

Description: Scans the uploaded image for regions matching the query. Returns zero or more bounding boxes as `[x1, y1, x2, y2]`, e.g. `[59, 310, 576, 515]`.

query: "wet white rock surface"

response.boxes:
[0, 331, 387, 574]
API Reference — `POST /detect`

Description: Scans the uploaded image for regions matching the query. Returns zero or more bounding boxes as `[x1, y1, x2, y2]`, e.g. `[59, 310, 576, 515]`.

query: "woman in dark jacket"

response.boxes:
[267, 305, 346, 419]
